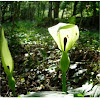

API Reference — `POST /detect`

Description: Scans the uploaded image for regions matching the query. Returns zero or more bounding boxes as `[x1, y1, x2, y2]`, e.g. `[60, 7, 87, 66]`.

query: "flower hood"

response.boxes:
[48, 23, 79, 52]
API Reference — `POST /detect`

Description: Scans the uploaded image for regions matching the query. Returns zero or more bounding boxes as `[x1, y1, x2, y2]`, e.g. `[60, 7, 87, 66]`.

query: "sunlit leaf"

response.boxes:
[68, 82, 93, 95]
[86, 84, 100, 97]
[74, 94, 84, 97]
[19, 91, 73, 97]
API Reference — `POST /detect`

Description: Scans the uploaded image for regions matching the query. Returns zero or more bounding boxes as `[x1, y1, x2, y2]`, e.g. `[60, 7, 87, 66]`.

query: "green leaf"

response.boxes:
[68, 16, 76, 24]
[86, 84, 100, 97]
[21, 78, 25, 82]
[74, 94, 84, 97]
[1, 27, 14, 76]
[68, 82, 93, 95]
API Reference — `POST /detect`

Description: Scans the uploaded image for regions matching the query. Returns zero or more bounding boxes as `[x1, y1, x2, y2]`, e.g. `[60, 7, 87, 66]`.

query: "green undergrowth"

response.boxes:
[1, 20, 99, 97]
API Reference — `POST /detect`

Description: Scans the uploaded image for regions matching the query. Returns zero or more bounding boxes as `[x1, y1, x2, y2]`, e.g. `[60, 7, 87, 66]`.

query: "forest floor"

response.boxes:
[0, 21, 99, 97]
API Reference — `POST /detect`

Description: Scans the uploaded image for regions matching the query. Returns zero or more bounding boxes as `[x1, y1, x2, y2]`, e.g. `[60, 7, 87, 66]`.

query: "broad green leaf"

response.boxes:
[1, 27, 14, 76]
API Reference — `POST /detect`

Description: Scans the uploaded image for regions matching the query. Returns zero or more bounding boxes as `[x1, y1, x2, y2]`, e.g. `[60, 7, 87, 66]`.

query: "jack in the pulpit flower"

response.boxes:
[48, 23, 79, 52]
[48, 23, 79, 92]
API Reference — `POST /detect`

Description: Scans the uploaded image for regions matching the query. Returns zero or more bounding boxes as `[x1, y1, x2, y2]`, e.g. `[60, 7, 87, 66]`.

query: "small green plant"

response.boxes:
[68, 16, 76, 24]
[48, 23, 79, 92]
[68, 82, 100, 97]
[1, 27, 16, 96]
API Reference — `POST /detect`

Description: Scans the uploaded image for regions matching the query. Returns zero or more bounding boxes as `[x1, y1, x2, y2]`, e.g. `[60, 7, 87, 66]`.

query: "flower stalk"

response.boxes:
[60, 51, 70, 92]
[62, 71, 66, 92]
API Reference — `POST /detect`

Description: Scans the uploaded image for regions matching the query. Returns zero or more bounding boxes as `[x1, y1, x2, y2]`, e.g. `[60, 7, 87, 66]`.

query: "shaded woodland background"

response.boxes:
[0, 1, 99, 97]
[0, 1, 99, 29]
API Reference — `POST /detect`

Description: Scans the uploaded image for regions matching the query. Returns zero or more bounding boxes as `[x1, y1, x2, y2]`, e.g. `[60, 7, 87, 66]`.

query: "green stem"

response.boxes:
[12, 89, 16, 97]
[8, 75, 16, 96]
[62, 71, 66, 92]
[60, 51, 70, 93]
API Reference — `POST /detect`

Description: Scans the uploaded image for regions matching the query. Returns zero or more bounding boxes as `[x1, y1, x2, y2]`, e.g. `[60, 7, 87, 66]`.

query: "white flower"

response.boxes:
[48, 23, 79, 52]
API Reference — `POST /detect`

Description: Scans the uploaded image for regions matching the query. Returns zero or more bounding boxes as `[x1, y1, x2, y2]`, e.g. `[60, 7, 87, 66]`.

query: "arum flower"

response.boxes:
[1, 27, 15, 96]
[48, 23, 79, 92]
[48, 23, 79, 52]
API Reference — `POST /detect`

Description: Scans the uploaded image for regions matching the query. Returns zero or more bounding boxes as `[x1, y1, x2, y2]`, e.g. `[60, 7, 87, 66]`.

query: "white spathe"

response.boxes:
[48, 23, 79, 52]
